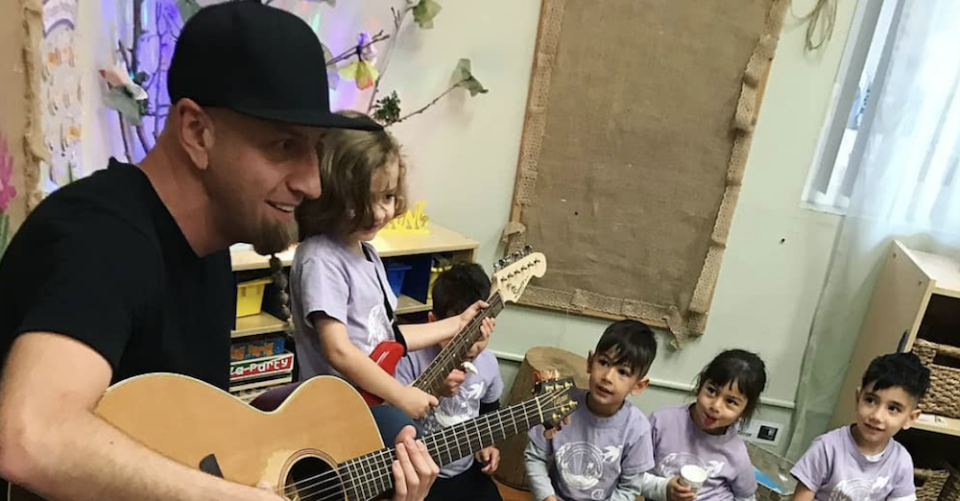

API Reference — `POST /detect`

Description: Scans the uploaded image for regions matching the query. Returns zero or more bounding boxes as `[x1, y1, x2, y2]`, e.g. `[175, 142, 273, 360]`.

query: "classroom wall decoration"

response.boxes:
[39, 0, 83, 197]
[1, 1, 47, 257]
[504, 0, 789, 346]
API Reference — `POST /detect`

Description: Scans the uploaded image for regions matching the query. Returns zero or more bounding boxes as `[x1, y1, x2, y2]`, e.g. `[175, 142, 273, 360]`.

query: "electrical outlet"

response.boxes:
[738, 419, 784, 446]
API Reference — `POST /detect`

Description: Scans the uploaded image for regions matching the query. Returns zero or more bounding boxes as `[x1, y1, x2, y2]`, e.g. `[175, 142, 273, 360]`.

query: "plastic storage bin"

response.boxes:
[236, 278, 271, 317]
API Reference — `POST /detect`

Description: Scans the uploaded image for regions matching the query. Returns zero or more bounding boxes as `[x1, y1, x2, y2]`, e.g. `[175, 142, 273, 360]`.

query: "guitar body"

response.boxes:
[8, 374, 382, 501]
[359, 341, 406, 406]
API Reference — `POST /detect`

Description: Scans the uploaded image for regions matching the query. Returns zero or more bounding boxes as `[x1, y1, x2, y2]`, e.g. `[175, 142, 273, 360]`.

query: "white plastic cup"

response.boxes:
[679, 465, 708, 494]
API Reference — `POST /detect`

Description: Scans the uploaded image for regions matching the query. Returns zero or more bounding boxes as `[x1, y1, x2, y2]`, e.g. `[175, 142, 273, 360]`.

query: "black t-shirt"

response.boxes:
[0, 158, 234, 389]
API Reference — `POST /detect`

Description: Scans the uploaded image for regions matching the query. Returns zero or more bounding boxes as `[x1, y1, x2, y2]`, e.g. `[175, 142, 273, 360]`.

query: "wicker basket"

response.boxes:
[911, 339, 960, 419]
[915, 468, 949, 501]
[941, 465, 960, 501]
[747, 442, 796, 501]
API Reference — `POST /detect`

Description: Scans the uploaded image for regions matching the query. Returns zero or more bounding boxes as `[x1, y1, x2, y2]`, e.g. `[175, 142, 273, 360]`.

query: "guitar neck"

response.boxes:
[337, 391, 557, 501]
[411, 291, 506, 396]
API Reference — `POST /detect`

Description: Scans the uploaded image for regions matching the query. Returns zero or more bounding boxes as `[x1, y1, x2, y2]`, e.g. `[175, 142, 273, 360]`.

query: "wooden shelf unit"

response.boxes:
[231, 312, 286, 339]
[397, 294, 433, 315]
[913, 413, 960, 438]
[830, 240, 960, 438]
[230, 222, 479, 272]
[227, 221, 478, 392]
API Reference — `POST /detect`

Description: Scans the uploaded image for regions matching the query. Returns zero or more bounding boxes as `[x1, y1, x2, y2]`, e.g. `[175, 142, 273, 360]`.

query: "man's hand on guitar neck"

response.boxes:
[390, 426, 439, 501]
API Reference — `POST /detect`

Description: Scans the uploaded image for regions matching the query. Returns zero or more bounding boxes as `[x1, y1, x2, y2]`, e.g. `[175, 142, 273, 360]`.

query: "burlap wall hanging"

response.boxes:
[503, 0, 790, 347]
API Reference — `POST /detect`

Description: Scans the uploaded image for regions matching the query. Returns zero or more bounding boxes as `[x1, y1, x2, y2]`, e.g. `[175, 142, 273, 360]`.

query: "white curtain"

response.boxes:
[787, 0, 960, 459]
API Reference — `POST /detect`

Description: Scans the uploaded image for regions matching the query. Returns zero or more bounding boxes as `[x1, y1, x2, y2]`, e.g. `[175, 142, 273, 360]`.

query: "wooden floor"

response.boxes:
[497, 481, 532, 501]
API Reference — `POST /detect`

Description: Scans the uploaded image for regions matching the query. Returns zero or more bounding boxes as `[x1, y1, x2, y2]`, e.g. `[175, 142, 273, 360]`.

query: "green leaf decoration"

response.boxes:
[104, 87, 143, 126]
[413, 0, 442, 29]
[452, 58, 488, 97]
[176, 0, 201, 23]
[372, 91, 402, 126]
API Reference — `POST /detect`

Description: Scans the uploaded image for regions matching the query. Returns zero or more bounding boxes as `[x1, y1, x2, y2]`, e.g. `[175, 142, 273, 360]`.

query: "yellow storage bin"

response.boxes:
[428, 264, 452, 302]
[236, 278, 271, 318]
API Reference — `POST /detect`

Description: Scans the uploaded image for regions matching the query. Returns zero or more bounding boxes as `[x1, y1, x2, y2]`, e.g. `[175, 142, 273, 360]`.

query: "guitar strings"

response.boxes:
[282, 397, 565, 501]
[415, 293, 504, 391]
[291, 399, 572, 501]
[279, 394, 565, 496]
[275, 395, 571, 501]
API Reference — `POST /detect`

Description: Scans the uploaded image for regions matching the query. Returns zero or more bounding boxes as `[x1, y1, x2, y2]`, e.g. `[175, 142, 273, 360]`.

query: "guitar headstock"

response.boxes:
[492, 246, 547, 304]
[531, 369, 578, 430]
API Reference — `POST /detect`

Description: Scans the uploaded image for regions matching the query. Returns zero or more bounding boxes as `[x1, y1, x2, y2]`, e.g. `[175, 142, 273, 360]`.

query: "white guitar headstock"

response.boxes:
[492, 246, 547, 304]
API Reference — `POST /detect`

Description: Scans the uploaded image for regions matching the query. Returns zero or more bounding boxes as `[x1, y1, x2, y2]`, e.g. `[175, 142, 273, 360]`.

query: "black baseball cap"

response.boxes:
[168, 0, 381, 131]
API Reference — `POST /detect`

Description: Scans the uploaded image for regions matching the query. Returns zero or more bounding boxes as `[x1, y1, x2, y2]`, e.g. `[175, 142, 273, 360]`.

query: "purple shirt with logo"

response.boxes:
[649, 405, 757, 501]
[528, 388, 655, 501]
[290, 234, 397, 381]
[395, 347, 504, 477]
[791, 426, 916, 501]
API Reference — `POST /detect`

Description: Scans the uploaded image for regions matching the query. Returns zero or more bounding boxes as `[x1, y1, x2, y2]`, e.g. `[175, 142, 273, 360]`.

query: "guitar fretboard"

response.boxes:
[335, 388, 561, 501]
[411, 291, 506, 396]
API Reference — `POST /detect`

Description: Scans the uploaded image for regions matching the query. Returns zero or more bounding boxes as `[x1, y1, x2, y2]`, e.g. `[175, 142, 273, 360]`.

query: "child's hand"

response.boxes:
[395, 386, 439, 419]
[440, 368, 466, 397]
[458, 301, 492, 334]
[465, 318, 495, 359]
[667, 475, 697, 501]
[542, 416, 572, 439]
[475, 446, 500, 474]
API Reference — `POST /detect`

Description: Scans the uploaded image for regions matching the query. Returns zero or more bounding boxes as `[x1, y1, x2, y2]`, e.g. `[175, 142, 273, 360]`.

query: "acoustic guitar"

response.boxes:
[8, 370, 575, 501]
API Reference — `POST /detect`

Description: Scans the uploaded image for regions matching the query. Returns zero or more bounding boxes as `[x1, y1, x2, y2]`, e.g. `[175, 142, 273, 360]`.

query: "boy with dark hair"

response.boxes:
[526, 319, 659, 501]
[791, 352, 931, 501]
[395, 263, 505, 501]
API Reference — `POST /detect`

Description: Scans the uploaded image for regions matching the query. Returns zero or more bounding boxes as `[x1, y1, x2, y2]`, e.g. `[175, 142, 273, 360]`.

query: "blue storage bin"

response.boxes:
[386, 263, 413, 297]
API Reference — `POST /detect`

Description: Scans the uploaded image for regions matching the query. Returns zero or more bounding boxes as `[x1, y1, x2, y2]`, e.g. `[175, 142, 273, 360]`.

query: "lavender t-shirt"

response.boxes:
[528, 388, 655, 501]
[290, 234, 397, 380]
[791, 426, 916, 501]
[649, 405, 756, 501]
[395, 348, 504, 477]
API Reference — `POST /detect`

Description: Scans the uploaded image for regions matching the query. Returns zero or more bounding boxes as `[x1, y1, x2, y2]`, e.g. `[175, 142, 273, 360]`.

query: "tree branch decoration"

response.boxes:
[101, 0, 487, 161]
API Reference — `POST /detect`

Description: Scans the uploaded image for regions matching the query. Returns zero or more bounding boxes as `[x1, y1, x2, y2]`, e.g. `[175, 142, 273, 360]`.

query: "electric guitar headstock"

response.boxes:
[492, 245, 547, 304]
[531, 369, 578, 430]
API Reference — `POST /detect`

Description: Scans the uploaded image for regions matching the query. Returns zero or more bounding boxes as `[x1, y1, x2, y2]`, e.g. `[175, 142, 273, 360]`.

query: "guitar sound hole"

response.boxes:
[283, 456, 345, 501]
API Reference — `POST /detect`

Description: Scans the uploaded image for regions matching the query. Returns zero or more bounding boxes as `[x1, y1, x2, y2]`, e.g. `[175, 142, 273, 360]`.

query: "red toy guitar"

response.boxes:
[359, 247, 547, 405]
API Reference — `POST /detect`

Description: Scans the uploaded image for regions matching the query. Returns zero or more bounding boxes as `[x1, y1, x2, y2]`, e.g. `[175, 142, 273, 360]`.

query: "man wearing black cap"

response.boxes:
[0, 2, 439, 500]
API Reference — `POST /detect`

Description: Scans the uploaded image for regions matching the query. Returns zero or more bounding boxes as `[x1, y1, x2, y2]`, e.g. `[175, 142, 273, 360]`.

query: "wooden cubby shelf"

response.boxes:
[231, 312, 285, 339]
[230, 222, 478, 272]
[913, 414, 960, 438]
[831, 240, 960, 440]
[227, 221, 478, 396]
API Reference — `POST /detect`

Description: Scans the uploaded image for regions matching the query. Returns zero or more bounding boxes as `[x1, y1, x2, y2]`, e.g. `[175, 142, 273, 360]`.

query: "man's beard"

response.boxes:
[253, 219, 297, 256]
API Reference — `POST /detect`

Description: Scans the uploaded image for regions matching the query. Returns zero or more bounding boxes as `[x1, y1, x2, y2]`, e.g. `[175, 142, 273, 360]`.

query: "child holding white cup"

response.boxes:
[641, 350, 768, 501]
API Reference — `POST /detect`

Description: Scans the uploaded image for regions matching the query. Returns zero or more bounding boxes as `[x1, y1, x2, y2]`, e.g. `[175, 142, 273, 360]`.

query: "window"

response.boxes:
[802, 0, 899, 214]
